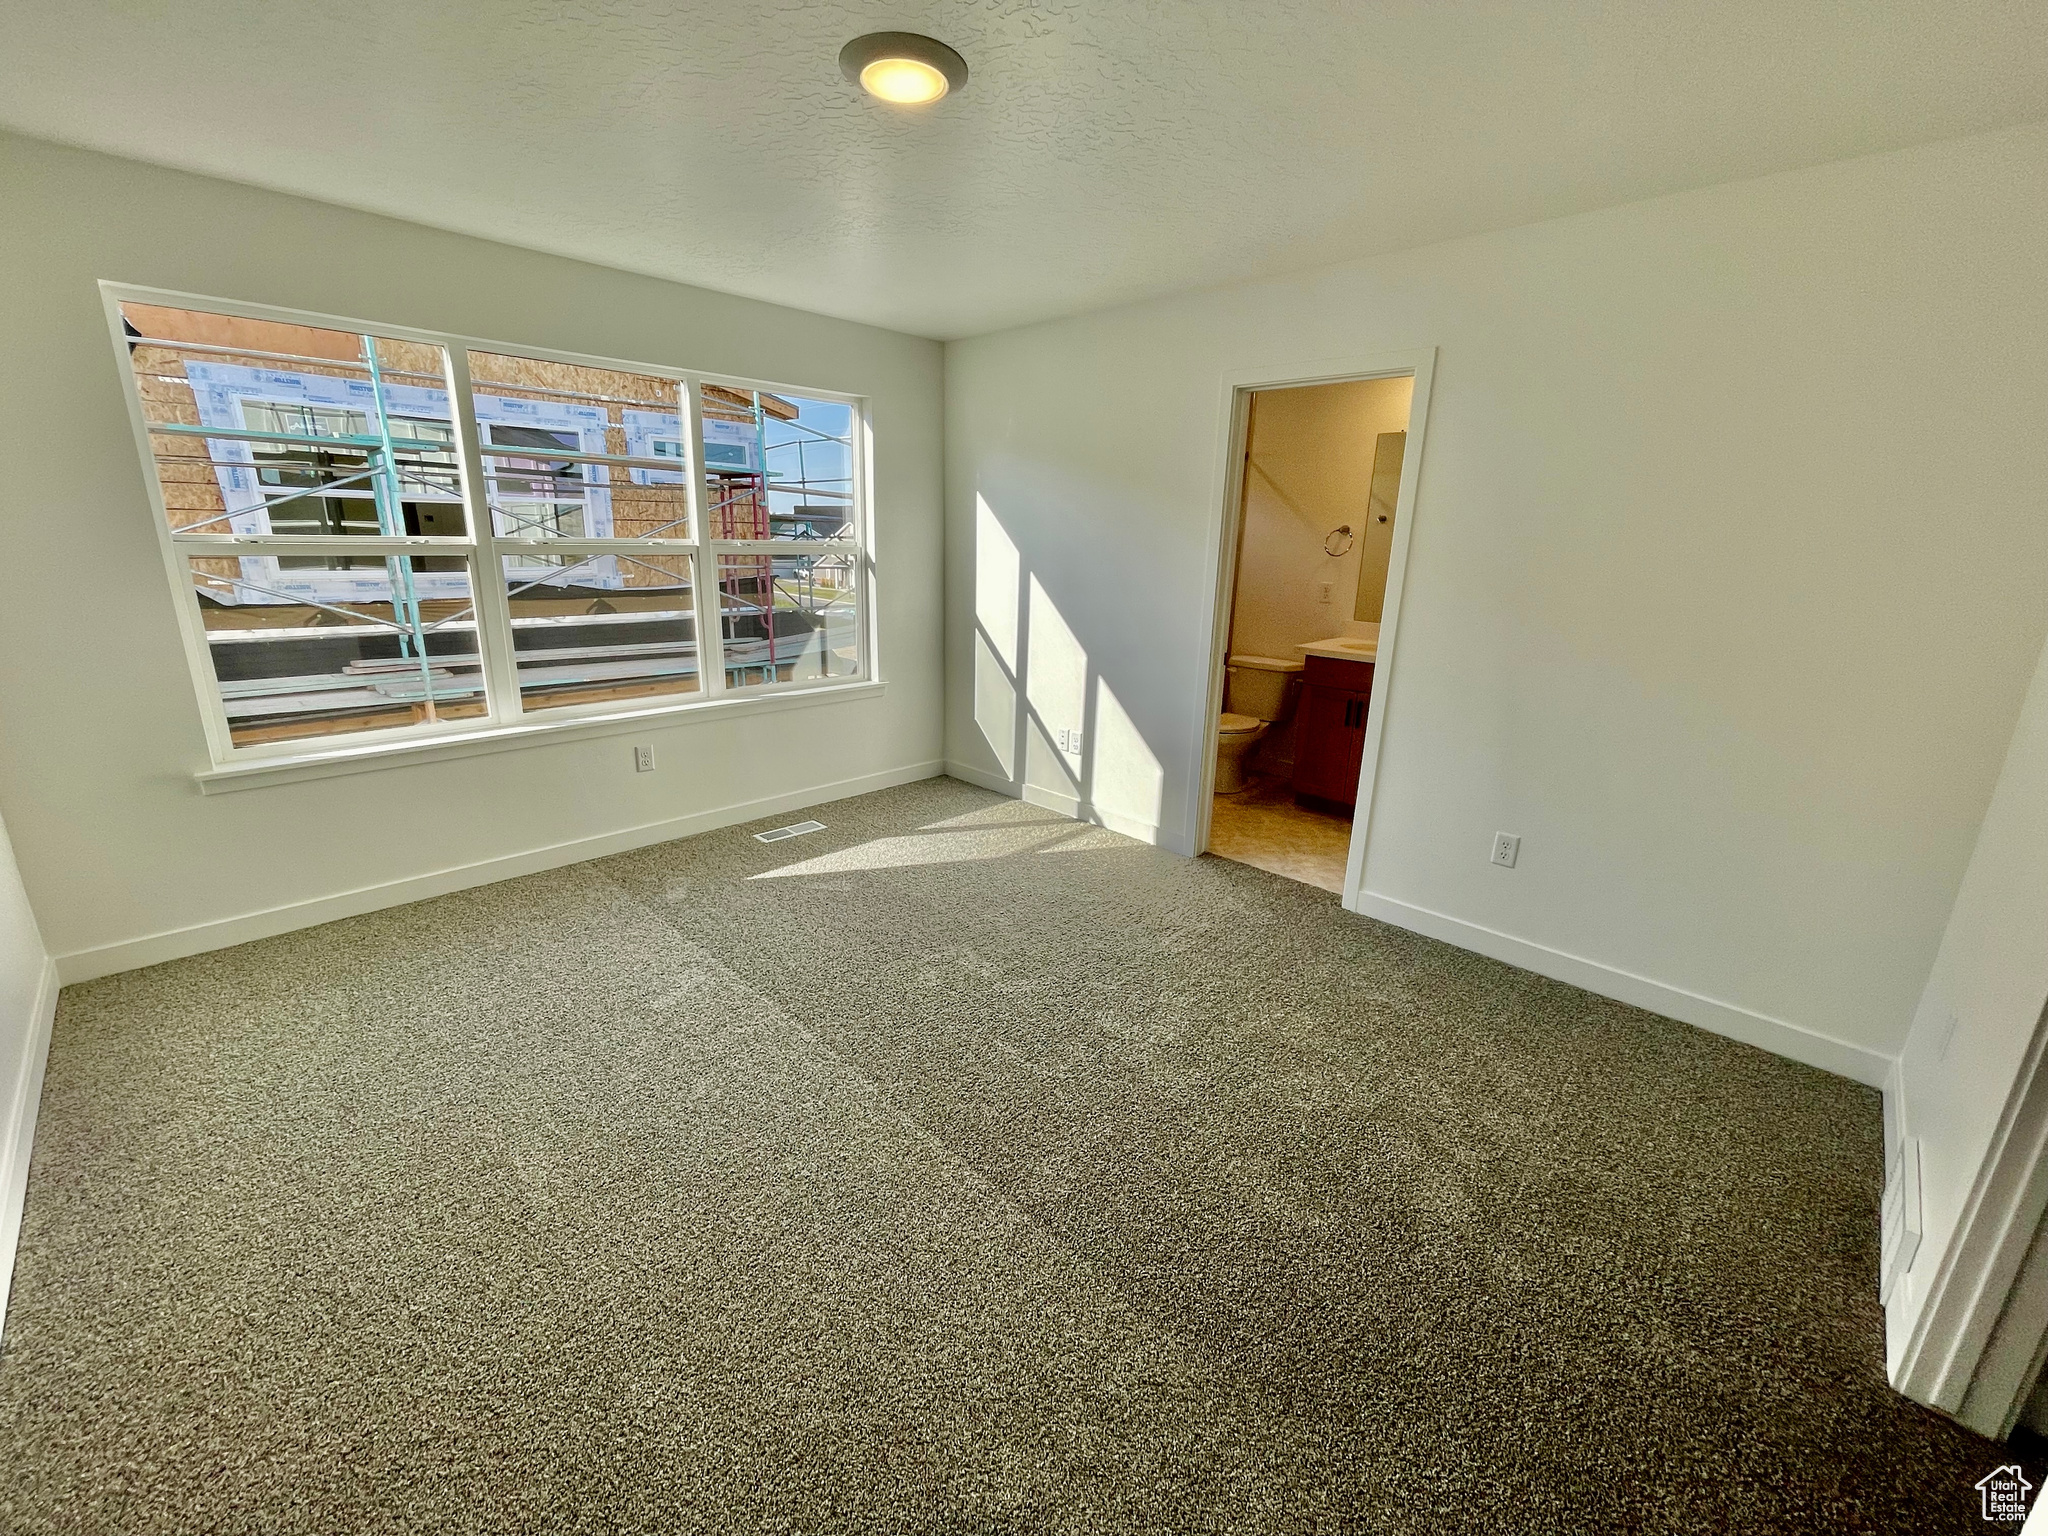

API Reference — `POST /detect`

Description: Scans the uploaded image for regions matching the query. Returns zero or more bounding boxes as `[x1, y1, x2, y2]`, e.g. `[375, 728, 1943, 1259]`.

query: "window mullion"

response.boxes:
[169, 536, 469, 556]
[704, 539, 857, 555]
[444, 345, 522, 726]
[494, 537, 696, 554]
[854, 397, 875, 683]
[683, 374, 727, 700]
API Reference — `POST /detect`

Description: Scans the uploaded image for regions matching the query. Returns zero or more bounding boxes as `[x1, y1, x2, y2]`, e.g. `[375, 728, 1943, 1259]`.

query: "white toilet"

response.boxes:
[1215, 655, 1304, 794]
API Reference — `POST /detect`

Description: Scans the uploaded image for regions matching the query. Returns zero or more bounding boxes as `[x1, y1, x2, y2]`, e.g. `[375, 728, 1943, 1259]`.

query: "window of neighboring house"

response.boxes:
[235, 401, 465, 570]
[485, 423, 592, 540]
[113, 292, 873, 763]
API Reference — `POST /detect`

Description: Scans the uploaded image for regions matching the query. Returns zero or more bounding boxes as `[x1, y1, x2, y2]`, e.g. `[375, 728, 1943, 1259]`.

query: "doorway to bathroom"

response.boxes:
[1197, 367, 1418, 893]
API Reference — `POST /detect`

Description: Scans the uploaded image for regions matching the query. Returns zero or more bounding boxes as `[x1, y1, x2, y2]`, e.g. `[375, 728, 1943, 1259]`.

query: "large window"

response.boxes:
[110, 292, 872, 762]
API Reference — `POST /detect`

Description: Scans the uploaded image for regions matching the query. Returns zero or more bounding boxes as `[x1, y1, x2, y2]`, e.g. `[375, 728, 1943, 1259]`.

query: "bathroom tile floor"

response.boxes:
[1207, 773, 1353, 893]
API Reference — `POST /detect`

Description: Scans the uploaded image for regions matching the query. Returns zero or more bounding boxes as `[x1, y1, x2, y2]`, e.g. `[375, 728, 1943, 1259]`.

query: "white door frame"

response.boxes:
[1894, 995, 2048, 1438]
[1188, 347, 1437, 914]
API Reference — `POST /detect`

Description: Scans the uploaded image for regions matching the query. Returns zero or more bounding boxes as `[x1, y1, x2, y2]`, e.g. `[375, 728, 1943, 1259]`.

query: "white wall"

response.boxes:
[1887, 624, 2048, 1373]
[0, 132, 945, 974]
[0, 802, 56, 1341]
[945, 123, 2048, 1079]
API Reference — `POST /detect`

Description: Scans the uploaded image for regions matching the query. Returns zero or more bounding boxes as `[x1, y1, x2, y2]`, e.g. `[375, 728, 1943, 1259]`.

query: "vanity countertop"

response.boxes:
[1299, 635, 1378, 662]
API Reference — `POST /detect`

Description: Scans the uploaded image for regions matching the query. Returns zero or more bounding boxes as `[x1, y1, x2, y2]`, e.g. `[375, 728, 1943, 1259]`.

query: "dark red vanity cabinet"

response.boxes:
[1291, 654, 1374, 808]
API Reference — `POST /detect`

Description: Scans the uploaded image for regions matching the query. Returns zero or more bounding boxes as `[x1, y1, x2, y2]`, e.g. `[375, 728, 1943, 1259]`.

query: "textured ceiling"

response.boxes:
[0, 1, 2042, 338]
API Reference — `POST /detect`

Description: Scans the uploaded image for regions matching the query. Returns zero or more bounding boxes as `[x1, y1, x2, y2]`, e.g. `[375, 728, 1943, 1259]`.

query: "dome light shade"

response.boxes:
[860, 57, 948, 104]
[840, 32, 968, 105]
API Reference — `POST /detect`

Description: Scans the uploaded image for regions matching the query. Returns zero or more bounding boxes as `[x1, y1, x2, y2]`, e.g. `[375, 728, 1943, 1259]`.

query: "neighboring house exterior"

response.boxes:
[122, 303, 858, 746]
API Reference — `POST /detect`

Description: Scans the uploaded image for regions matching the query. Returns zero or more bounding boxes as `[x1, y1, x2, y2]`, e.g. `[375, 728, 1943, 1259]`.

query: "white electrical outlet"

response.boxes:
[633, 745, 655, 773]
[1490, 832, 1520, 868]
[1318, 581, 1333, 603]
[1066, 729, 1083, 755]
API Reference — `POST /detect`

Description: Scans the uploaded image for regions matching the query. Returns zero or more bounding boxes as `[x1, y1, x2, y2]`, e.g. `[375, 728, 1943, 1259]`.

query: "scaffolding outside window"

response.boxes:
[110, 290, 873, 763]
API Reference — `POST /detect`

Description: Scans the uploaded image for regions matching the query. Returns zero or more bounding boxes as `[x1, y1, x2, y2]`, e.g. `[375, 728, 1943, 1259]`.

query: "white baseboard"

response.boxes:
[1883, 1052, 1917, 1378]
[1350, 890, 1894, 1088]
[945, 763, 1885, 1087]
[943, 760, 1170, 849]
[1884, 1057, 1906, 1180]
[0, 955, 59, 1344]
[56, 760, 946, 985]
[944, 759, 1039, 803]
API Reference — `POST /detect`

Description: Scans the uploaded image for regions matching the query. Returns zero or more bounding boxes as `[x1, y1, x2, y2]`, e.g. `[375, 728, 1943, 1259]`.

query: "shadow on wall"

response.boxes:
[970, 495, 1167, 842]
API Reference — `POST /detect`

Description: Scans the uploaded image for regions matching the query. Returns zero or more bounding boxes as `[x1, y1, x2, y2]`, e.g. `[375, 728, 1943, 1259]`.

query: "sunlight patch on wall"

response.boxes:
[1089, 675, 1165, 833]
[1027, 573, 1086, 790]
[974, 632, 1017, 778]
[974, 495, 1024, 777]
[975, 496, 1021, 669]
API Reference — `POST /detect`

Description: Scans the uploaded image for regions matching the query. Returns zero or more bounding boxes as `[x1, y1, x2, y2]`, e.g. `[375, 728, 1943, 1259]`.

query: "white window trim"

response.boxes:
[101, 281, 879, 785]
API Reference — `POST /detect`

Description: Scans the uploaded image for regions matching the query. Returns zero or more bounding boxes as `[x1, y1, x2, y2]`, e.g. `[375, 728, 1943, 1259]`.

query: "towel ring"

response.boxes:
[1324, 526, 1354, 557]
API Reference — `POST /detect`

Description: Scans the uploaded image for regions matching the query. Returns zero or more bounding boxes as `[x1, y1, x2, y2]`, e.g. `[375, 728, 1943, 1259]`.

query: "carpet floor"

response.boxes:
[0, 777, 2026, 1533]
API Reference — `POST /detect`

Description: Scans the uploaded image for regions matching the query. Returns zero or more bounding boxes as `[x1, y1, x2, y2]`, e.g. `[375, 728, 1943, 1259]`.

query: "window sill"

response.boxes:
[193, 679, 888, 795]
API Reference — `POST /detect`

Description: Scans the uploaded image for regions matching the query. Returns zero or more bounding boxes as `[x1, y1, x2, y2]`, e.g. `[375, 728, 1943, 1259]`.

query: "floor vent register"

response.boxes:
[755, 820, 827, 844]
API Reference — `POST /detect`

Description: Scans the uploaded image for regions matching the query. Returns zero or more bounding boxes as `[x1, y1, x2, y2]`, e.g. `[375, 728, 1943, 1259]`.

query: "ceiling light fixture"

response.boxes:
[840, 32, 968, 106]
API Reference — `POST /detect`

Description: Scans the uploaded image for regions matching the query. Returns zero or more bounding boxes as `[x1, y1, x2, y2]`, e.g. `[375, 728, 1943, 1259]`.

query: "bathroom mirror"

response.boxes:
[1353, 431, 1406, 623]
